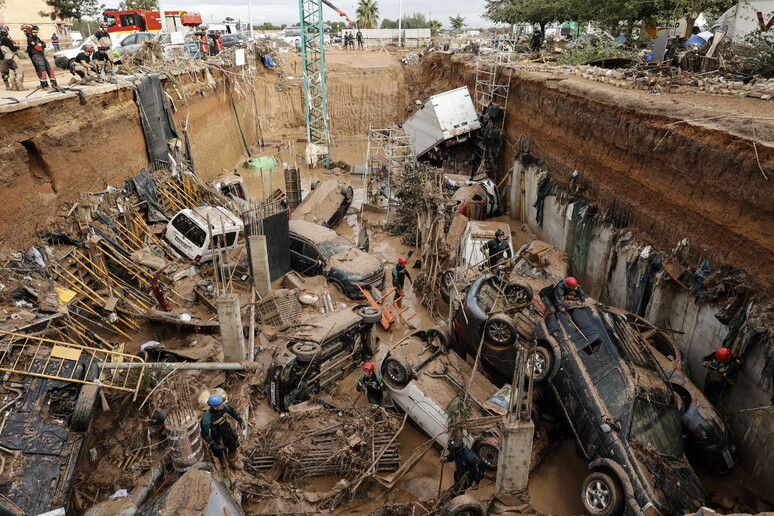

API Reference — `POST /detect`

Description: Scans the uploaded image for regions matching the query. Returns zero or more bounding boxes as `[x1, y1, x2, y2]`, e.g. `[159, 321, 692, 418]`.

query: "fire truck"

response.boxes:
[102, 9, 203, 34]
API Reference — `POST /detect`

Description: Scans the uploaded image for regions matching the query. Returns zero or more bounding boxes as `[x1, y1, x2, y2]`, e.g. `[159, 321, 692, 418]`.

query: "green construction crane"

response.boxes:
[299, 0, 331, 168]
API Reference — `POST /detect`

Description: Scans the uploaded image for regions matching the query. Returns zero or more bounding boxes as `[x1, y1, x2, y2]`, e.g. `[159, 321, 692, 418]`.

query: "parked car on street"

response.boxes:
[221, 33, 249, 48]
[292, 179, 354, 229]
[375, 330, 547, 471]
[533, 305, 706, 516]
[115, 32, 198, 60]
[269, 306, 381, 411]
[289, 220, 384, 299]
[54, 38, 111, 70]
[620, 310, 737, 475]
[450, 274, 535, 385]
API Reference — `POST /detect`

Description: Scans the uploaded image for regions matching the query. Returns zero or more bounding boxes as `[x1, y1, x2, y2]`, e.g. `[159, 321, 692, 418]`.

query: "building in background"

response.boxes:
[0, 0, 71, 42]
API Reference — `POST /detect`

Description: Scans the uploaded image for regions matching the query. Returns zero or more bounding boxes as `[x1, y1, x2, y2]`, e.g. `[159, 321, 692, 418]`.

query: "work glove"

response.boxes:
[356, 384, 363, 392]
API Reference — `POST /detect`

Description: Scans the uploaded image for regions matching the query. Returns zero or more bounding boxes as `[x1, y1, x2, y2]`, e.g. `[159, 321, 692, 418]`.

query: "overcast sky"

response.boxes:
[152, 0, 495, 28]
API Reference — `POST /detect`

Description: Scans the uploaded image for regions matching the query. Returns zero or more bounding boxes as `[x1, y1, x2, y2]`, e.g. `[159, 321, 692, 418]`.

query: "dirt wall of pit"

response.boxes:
[411, 53, 774, 288]
[0, 57, 406, 249]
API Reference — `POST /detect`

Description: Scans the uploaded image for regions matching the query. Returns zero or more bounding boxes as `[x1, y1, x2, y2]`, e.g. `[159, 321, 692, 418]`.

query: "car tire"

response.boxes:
[526, 345, 553, 383]
[504, 282, 533, 305]
[357, 306, 382, 324]
[289, 341, 321, 362]
[582, 471, 625, 516]
[427, 326, 450, 350]
[484, 314, 517, 347]
[381, 356, 412, 388]
[70, 384, 99, 432]
[439, 269, 454, 303]
[472, 434, 500, 470]
[442, 494, 486, 516]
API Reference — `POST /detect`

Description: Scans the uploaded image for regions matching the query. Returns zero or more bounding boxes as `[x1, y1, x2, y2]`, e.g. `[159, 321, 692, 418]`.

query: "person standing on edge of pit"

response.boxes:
[356, 29, 363, 49]
[483, 228, 511, 269]
[51, 32, 60, 51]
[530, 24, 542, 52]
[356, 362, 386, 407]
[440, 439, 484, 495]
[91, 22, 114, 81]
[539, 276, 585, 316]
[392, 256, 413, 306]
[196, 27, 209, 58]
[24, 25, 57, 89]
[701, 347, 742, 407]
[201, 394, 244, 473]
[0, 26, 25, 91]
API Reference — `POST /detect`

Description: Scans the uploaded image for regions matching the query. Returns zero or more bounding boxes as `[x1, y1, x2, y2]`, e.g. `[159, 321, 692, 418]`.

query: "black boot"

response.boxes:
[39, 80, 49, 89]
[2, 78, 9, 89]
[50, 78, 58, 89]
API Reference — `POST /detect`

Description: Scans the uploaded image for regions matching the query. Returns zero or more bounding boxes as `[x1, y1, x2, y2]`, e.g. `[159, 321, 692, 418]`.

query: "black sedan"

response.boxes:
[534, 305, 706, 516]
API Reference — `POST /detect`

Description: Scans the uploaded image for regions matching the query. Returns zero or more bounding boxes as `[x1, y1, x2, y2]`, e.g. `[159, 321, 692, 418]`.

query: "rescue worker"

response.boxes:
[69, 44, 100, 84]
[356, 362, 386, 406]
[356, 29, 363, 49]
[201, 393, 244, 472]
[91, 22, 114, 80]
[440, 438, 484, 495]
[483, 229, 511, 269]
[209, 30, 223, 56]
[392, 256, 413, 306]
[530, 24, 542, 52]
[24, 25, 57, 89]
[539, 276, 586, 315]
[0, 25, 25, 91]
[196, 27, 210, 57]
[702, 347, 742, 407]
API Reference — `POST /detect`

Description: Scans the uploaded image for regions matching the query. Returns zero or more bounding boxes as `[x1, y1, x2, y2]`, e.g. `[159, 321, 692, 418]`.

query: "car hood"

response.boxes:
[326, 248, 381, 277]
[629, 442, 706, 513]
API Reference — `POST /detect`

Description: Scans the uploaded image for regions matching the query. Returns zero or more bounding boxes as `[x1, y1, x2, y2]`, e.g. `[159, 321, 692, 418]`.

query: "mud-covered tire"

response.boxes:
[442, 494, 486, 516]
[70, 384, 99, 432]
[427, 325, 450, 350]
[357, 306, 382, 324]
[289, 341, 321, 362]
[484, 314, 517, 347]
[504, 282, 533, 305]
[472, 435, 500, 470]
[381, 356, 412, 388]
[526, 345, 553, 383]
[582, 471, 625, 516]
[439, 269, 455, 303]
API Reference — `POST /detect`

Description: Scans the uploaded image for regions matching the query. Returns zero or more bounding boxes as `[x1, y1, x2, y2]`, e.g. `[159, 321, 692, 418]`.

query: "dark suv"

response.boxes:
[533, 305, 706, 516]
[269, 307, 381, 411]
[288, 220, 384, 299]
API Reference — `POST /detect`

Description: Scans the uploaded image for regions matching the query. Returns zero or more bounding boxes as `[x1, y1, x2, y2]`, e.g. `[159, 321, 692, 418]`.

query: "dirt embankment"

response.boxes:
[411, 53, 774, 287]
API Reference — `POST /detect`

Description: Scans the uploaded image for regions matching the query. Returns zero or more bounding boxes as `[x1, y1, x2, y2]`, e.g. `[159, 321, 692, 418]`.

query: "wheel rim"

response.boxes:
[385, 360, 407, 384]
[488, 320, 513, 344]
[526, 351, 546, 378]
[506, 285, 530, 304]
[293, 342, 317, 354]
[585, 480, 611, 512]
[477, 443, 498, 469]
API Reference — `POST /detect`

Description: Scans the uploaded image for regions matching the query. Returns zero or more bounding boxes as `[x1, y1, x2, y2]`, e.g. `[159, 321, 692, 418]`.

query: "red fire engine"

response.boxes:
[102, 9, 203, 34]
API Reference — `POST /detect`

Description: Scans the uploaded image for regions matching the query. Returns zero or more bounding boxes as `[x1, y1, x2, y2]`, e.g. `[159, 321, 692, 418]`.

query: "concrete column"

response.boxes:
[248, 235, 271, 296]
[495, 417, 534, 505]
[508, 161, 524, 221]
[217, 295, 245, 362]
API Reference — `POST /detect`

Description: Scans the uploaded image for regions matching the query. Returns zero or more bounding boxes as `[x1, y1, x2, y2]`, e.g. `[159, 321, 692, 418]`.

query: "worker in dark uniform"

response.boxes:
[530, 24, 542, 52]
[484, 229, 511, 269]
[539, 276, 585, 315]
[209, 30, 223, 56]
[357, 362, 386, 407]
[91, 22, 114, 80]
[440, 438, 484, 495]
[69, 45, 100, 84]
[51, 32, 60, 51]
[392, 256, 413, 307]
[702, 347, 742, 407]
[0, 26, 25, 91]
[196, 27, 209, 57]
[201, 394, 244, 472]
[356, 29, 363, 49]
[24, 25, 57, 89]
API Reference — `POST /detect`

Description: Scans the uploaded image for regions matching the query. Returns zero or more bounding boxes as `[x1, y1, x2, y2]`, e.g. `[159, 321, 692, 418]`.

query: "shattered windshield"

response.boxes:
[318, 235, 352, 259]
[629, 397, 684, 457]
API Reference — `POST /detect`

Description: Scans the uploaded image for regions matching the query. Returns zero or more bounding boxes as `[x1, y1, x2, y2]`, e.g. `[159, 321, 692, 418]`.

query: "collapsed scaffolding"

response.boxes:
[364, 128, 417, 211]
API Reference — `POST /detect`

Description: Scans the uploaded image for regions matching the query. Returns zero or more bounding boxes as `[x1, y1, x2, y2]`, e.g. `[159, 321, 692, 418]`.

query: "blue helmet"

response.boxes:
[207, 394, 224, 407]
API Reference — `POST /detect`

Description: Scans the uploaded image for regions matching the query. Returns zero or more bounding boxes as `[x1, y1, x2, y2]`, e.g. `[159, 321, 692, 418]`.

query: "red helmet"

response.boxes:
[716, 347, 732, 362]
[564, 277, 579, 288]
[99, 21, 109, 28]
[363, 362, 375, 372]
[397, 257, 407, 266]
[84, 44, 94, 52]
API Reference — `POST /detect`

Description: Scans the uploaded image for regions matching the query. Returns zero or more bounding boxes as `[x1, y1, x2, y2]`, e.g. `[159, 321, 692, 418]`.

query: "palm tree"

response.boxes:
[356, 0, 379, 29]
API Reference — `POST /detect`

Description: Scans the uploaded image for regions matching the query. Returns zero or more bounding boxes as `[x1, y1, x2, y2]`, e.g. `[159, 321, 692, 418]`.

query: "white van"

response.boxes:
[165, 206, 244, 263]
[460, 220, 513, 268]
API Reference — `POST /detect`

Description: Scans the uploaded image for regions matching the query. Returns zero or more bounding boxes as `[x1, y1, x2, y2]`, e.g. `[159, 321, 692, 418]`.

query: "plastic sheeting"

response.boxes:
[125, 172, 168, 223]
[133, 74, 178, 167]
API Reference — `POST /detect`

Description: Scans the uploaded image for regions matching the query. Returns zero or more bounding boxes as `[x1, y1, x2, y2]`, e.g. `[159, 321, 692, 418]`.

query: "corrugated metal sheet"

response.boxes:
[402, 87, 481, 158]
